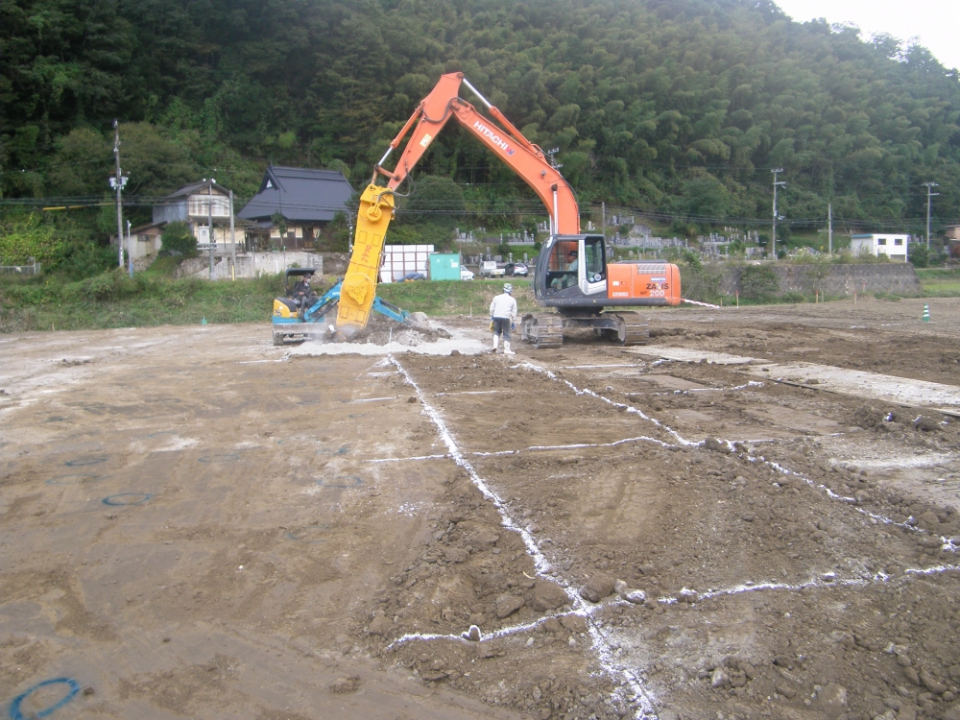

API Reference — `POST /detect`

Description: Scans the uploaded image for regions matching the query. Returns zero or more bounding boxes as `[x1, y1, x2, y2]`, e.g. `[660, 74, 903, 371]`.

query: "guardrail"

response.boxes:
[0, 263, 42, 276]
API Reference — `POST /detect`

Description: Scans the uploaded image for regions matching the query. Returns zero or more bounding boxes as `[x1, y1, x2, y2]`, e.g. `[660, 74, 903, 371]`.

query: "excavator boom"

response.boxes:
[335, 73, 580, 335]
[374, 73, 580, 234]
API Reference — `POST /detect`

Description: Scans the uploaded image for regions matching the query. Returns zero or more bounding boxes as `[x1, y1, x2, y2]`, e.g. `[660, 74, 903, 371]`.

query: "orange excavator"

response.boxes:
[336, 72, 681, 346]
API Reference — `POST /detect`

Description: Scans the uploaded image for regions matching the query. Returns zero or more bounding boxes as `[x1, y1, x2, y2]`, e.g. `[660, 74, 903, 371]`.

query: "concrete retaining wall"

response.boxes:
[173, 252, 351, 280]
[719, 263, 922, 297]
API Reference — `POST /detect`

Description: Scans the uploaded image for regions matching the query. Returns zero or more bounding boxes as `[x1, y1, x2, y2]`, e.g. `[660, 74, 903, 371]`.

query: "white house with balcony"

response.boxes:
[114, 179, 237, 263]
[152, 179, 236, 248]
[850, 234, 909, 262]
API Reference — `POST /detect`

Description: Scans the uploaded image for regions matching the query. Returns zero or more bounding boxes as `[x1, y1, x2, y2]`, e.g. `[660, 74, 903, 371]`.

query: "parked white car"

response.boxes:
[478, 260, 505, 277]
[460, 267, 475, 281]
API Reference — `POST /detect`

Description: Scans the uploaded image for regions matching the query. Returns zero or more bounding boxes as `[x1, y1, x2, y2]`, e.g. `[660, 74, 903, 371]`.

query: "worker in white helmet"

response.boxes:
[489, 282, 518, 354]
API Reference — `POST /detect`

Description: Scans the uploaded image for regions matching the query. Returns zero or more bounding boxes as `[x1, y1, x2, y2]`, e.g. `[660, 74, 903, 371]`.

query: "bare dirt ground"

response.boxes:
[2, 295, 960, 720]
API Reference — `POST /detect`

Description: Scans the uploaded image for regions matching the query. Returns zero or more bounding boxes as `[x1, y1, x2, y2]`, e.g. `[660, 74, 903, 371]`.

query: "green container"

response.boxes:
[429, 253, 461, 281]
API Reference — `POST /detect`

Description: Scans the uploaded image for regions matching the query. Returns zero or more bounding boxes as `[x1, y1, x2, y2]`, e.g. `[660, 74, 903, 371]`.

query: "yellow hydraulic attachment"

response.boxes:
[335, 184, 396, 336]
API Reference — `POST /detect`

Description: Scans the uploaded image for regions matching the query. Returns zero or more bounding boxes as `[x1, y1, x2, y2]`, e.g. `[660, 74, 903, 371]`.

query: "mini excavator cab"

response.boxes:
[273, 268, 319, 320]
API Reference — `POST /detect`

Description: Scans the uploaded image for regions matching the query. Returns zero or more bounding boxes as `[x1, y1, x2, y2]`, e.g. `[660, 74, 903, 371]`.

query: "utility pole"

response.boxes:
[828, 203, 833, 255]
[771, 168, 785, 259]
[923, 182, 940, 249]
[110, 120, 128, 268]
[229, 189, 236, 279]
[546, 147, 561, 170]
[208, 181, 215, 281]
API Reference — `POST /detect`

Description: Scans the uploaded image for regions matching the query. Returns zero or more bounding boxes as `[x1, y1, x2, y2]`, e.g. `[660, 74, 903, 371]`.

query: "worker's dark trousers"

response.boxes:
[492, 317, 512, 341]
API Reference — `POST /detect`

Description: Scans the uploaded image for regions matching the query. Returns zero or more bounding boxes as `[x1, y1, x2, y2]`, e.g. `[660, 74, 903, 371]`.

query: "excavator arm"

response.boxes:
[335, 73, 580, 335]
[373, 73, 580, 234]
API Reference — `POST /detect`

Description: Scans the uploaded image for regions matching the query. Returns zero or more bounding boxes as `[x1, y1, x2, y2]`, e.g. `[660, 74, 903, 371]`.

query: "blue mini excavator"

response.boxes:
[271, 268, 409, 346]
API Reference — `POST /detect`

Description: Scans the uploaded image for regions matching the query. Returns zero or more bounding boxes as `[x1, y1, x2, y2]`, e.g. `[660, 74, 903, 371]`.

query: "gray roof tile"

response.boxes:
[236, 166, 354, 223]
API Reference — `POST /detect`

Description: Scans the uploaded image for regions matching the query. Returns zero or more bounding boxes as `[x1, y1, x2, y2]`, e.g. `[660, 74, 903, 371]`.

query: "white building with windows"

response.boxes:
[112, 179, 237, 263]
[850, 234, 909, 262]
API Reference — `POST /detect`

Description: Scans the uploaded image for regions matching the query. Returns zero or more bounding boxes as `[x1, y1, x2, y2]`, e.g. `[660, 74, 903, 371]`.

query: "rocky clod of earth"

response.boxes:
[495, 594, 526, 619]
[532, 580, 570, 610]
[330, 676, 361, 694]
[914, 414, 943, 432]
[614, 579, 647, 604]
[367, 615, 393, 636]
[579, 575, 616, 603]
[701, 437, 732, 453]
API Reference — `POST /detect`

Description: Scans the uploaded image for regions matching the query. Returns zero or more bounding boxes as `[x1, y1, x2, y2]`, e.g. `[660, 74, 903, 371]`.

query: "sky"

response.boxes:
[774, 0, 960, 71]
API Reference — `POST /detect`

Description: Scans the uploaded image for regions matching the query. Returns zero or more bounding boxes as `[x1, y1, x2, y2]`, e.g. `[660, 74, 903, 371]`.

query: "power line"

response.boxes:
[1, 195, 955, 229]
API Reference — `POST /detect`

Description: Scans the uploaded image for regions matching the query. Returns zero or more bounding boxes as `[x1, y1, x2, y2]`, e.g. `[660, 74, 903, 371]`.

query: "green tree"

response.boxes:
[740, 265, 780, 301]
[403, 176, 466, 216]
[3, 0, 960, 260]
[46, 127, 112, 196]
[117, 123, 197, 195]
[0, 212, 65, 266]
[159, 221, 197, 257]
[908, 243, 930, 268]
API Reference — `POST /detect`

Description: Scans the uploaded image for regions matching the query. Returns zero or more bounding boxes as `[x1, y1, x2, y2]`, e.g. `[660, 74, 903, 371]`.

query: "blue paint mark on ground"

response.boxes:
[316, 445, 350, 456]
[286, 525, 329, 543]
[8, 677, 79, 719]
[316, 476, 362, 488]
[102, 492, 152, 506]
[46, 474, 104, 486]
[197, 454, 240, 464]
[65, 457, 107, 467]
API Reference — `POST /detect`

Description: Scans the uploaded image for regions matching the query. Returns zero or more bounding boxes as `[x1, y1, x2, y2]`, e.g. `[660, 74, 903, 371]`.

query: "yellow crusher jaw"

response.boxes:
[335, 184, 396, 336]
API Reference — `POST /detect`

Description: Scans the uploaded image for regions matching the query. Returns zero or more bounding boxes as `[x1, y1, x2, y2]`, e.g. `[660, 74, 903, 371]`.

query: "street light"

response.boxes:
[771, 168, 786, 258]
[922, 182, 940, 249]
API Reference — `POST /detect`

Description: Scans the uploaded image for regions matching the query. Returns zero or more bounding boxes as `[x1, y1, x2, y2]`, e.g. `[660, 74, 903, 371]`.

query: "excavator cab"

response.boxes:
[534, 235, 680, 309]
[272, 268, 340, 345]
[523, 234, 682, 348]
[273, 268, 319, 320]
[537, 235, 610, 305]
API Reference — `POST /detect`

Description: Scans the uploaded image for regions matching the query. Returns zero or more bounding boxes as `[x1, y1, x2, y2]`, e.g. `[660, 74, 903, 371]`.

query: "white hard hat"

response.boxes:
[503, 283, 513, 293]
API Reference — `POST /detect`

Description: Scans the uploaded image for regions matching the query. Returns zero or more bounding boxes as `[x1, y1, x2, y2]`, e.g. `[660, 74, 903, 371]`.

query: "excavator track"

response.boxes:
[611, 311, 649, 345]
[520, 312, 649, 348]
[521, 313, 564, 349]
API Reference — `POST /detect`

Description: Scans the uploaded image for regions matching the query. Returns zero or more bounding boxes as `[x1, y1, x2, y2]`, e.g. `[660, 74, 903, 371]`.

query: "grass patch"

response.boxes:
[0, 270, 283, 332]
[0, 272, 535, 332]
[376, 278, 538, 317]
[916, 267, 960, 297]
[12, 263, 955, 334]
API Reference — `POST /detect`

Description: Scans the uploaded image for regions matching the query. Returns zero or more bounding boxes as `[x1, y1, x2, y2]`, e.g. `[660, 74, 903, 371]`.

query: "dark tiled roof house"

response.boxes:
[237, 166, 354, 249]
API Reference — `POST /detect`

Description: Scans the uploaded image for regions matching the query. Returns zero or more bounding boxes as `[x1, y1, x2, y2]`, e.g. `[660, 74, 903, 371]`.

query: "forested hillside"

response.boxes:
[3, 0, 959, 246]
